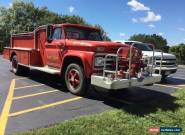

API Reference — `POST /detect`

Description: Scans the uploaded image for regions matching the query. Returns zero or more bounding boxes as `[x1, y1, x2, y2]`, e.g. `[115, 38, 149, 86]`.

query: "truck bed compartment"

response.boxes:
[3, 47, 42, 67]
[11, 32, 34, 49]
[3, 27, 47, 67]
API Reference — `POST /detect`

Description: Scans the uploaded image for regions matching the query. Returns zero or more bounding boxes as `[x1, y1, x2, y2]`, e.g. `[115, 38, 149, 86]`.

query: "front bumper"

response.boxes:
[154, 67, 177, 71]
[91, 74, 161, 90]
[154, 67, 177, 75]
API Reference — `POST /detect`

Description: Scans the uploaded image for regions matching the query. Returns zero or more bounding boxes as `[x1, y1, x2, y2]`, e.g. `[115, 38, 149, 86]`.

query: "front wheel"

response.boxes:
[161, 75, 168, 80]
[65, 63, 88, 95]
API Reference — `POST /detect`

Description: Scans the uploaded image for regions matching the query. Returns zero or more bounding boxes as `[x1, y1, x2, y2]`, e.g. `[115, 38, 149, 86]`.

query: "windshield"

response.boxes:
[134, 43, 153, 51]
[64, 27, 103, 41]
[125, 42, 153, 51]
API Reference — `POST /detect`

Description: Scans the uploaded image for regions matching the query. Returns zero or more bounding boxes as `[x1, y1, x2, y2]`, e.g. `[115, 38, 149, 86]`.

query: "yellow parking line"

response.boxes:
[14, 84, 45, 90]
[9, 97, 82, 117]
[0, 79, 15, 135]
[154, 84, 182, 89]
[13, 90, 59, 100]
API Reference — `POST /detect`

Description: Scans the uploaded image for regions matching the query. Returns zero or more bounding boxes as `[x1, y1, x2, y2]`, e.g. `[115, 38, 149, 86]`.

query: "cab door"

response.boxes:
[45, 27, 65, 68]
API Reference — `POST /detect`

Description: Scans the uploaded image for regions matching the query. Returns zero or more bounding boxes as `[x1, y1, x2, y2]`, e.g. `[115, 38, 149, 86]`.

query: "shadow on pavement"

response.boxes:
[160, 77, 185, 85]
[20, 69, 68, 92]
[19, 70, 180, 117]
[93, 88, 180, 116]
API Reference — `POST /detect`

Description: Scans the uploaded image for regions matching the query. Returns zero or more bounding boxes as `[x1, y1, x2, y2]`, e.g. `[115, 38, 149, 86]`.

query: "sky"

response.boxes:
[0, 0, 185, 45]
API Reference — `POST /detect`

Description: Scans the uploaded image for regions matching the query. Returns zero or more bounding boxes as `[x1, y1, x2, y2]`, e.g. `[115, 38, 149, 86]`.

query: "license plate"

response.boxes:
[165, 71, 171, 75]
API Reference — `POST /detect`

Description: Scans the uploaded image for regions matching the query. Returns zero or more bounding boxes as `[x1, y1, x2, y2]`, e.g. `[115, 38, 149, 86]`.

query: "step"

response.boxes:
[30, 66, 60, 74]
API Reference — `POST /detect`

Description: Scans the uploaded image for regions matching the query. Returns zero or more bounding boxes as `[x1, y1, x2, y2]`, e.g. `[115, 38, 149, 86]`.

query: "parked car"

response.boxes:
[115, 40, 177, 79]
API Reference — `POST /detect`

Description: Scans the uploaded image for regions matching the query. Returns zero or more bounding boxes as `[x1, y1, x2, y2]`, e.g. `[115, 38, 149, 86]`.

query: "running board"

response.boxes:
[30, 66, 60, 74]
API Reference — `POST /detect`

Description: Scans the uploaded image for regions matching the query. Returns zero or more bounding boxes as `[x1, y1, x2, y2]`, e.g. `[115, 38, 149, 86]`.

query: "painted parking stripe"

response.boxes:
[13, 90, 59, 100]
[0, 79, 15, 135]
[14, 84, 45, 90]
[9, 97, 82, 117]
[154, 84, 182, 89]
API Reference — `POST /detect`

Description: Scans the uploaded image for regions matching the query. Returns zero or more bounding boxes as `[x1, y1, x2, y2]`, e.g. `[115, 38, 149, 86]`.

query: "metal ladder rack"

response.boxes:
[103, 43, 163, 80]
[103, 45, 134, 80]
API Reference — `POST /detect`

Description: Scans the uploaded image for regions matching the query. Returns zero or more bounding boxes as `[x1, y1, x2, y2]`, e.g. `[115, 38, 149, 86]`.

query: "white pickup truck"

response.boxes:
[115, 41, 177, 80]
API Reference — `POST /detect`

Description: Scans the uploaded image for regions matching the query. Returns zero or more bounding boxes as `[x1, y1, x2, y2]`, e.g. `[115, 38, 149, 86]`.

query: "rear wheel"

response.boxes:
[12, 55, 29, 75]
[65, 63, 88, 95]
[12, 55, 21, 75]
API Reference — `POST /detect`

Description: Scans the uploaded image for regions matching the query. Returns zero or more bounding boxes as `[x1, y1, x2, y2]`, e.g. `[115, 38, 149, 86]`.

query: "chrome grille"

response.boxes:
[155, 58, 176, 67]
[93, 53, 117, 74]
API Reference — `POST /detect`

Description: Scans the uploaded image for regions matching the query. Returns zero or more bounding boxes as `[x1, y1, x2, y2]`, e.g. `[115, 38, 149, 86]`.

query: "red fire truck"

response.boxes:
[3, 24, 162, 95]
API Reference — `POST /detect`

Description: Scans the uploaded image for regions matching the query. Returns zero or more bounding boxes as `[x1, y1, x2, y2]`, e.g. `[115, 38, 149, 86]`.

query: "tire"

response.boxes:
[161, 75, 168, 80]
[65, 63, 88, 95]
[144, 83, 154, 86]
[11, 55, 30, 75]
[12, 55, 21, 75]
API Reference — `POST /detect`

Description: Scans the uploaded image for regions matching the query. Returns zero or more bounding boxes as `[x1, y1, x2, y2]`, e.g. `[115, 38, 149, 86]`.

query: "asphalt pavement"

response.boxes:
[0, 55, 185, 134]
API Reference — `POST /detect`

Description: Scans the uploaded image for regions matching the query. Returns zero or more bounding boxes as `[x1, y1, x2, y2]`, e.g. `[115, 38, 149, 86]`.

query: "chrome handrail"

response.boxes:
[128, 43, 134, 80]
[103, 45, 134, 80]
[142, 44, 155, 76]
[151, 44, 155, 76]
[103, 43, 163, 80]
[103, 54, 117, 77]
[159, 51, 163, 75]
[150, 45, 163, 75]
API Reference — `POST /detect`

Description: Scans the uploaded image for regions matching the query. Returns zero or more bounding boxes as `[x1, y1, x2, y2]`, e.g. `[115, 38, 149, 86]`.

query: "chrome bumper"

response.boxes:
[91, 74, 162, 90]
[154, 67, 177, 71]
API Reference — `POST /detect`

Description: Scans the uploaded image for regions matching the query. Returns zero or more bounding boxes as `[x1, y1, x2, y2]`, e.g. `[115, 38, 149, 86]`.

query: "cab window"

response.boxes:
[52, 28, 62, 40]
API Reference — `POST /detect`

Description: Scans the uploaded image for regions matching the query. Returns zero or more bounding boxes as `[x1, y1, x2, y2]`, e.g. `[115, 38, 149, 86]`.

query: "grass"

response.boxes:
[16, 89, 185, 135]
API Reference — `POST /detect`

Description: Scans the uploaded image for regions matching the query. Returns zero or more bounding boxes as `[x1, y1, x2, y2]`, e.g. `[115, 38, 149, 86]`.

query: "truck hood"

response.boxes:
[142, 51, 176, 59]
[67, 40, 129, 53]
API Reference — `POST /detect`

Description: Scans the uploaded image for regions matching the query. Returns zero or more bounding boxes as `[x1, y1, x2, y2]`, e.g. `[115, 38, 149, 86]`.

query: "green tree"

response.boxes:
[94, 24, 111, 41]
[0, 1, 64, 48]
[61, 15, 87, 25]
[129, 34, 169, 52]
[170, 43, 185, 64]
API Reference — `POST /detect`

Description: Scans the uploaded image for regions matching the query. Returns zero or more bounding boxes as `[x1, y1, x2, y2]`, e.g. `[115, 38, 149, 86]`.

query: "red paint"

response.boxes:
[3, 24, 143, 79]
[12, 35, 34, 48]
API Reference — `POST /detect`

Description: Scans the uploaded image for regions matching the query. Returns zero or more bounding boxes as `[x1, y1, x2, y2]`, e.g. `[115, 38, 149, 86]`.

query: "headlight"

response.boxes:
[94, 57, 104, 66]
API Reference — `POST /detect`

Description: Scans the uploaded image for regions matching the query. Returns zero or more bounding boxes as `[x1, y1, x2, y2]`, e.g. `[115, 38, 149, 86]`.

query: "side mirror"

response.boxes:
[46, 25, 53, 42]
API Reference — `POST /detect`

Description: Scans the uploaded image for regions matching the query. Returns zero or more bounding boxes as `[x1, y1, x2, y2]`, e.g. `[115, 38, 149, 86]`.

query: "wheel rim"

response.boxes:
[12, 58, 18, 72]
[67, 69, 80, 90]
